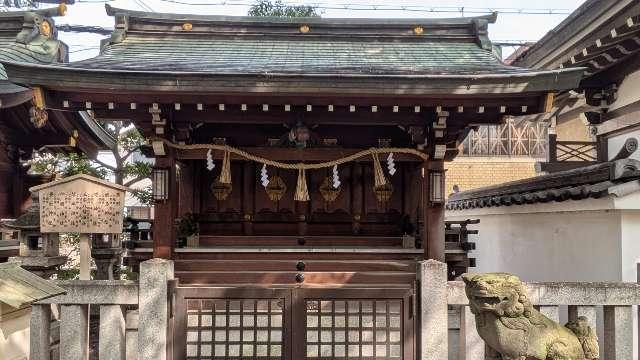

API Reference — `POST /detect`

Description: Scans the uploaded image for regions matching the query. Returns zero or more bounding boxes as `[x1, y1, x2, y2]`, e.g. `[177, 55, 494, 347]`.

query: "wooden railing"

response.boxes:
[553, 141, 598, 162]
[540, 134, 598, 173]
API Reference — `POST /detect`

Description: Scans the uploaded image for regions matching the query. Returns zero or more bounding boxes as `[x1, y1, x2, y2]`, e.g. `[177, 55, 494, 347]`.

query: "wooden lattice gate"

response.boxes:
[173, 288, 414, 360]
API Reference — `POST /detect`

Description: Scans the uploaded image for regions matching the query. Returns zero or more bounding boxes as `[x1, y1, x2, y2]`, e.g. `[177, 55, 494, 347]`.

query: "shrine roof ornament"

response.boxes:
[0, 6, 68, 106]
[0, 5, 585, 97]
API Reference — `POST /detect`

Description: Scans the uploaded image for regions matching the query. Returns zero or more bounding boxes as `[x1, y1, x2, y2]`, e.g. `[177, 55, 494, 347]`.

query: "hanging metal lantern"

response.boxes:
[319, 177, 341, 202]
[151, 168, 169, 201]
[211, 180, 232, 201]
[265, 176, 287, 202]
[374, 183, 394, 203]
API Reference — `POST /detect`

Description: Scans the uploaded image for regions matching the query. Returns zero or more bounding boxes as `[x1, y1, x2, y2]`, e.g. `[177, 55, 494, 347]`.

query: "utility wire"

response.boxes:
[56, 23, 539, 47]
[75, 0, 572, 15]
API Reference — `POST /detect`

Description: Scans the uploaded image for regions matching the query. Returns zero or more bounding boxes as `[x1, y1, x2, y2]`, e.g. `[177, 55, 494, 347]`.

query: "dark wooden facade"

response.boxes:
[2, 6, 583, 358]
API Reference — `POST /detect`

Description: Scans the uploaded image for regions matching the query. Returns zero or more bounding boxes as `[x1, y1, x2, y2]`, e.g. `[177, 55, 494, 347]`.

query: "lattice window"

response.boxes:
[460, 122, 548, 158]
[186, 299, 284, 359]
[305, 299, 403, 360]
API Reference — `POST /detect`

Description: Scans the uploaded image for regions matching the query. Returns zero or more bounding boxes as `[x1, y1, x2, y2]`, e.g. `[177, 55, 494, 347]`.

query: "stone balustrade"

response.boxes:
[29, 258, 174, 360]
[420, 260, 638, 360]
[28, 259, 638, 359]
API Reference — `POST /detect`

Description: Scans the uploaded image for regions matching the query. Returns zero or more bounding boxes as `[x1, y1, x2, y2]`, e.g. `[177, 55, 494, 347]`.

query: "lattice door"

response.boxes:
[174, 288, 292, 360]
[293, 289, 414, 360]
[174, 288, 414, 360]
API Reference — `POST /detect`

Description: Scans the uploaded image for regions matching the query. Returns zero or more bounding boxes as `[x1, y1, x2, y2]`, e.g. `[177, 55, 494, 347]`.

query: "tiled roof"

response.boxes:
[68, 36, 529, 76]
[0, 262, 66, 308]
[31, 6, 561, 77]
[447, 159, 640, 210]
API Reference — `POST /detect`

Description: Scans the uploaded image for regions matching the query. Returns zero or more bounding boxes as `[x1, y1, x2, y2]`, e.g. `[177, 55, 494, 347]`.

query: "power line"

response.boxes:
[57, 24, 113, 35]
[75, 0, 572, 15]
[56, 24, 540, 48]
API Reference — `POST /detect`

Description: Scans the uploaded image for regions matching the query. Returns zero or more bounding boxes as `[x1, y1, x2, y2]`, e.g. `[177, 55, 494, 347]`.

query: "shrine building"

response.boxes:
[1, 5, 584, 359]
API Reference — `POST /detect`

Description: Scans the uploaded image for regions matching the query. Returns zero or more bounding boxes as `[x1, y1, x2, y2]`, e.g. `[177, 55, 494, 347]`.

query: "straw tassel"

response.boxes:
[218, 149, 232, 184]
[372, 153, 387, 187]
[294, 168, 310, 201]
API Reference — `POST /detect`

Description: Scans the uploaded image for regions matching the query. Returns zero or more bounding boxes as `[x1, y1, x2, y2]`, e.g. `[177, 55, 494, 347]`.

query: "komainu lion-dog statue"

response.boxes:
[463, 273, 599, 360]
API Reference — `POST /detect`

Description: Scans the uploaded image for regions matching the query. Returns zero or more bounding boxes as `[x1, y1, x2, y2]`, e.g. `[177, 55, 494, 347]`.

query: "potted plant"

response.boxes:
[177, 213, 199, 247]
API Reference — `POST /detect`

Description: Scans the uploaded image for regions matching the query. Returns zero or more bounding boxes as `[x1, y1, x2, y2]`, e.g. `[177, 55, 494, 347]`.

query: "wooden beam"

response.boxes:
[174, 271, 416, 285]
[173, 259, 417, 272]
[175, 147, 426, 162]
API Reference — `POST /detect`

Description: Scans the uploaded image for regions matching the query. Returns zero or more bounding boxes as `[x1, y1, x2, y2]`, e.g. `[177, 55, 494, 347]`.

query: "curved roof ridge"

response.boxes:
[105, 4, 498, 25]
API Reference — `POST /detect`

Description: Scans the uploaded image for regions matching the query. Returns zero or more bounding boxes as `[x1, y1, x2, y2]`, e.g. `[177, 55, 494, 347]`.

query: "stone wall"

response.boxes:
[445, 157, 540, 197]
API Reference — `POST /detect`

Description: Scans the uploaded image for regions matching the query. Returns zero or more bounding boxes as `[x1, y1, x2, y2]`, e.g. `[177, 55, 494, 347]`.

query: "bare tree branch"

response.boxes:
[124, 175, 149, 187]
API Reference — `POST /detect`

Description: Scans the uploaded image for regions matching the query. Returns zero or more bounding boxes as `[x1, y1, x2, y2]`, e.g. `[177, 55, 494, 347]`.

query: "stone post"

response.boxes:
[418, 260, 448, 360]
[604, 305, 633, 359]
[30, 304, 52, 360]
[568, 305, 597, 329]
[538, 305, 560, 322]
[99, 305, 126, 360]
[138, 258, 174, 360]
[459, 306, 484, 360]
[126, 310, 139, 360]
[60, 304, 89, 360]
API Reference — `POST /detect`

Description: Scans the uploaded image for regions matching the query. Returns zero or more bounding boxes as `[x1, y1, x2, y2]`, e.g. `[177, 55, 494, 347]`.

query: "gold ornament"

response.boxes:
[319, 177, 341, 202]
[29, 107, 48, 128]
[265, 176, 287, 202]
[40, 20, 52, 38]
[58, 3, 68, 16]
[211, 180, 232, 201]
[299, 25, 310, 33]
[182, 23, 193, 31]
[413, 26, 424, 35]
[374, 183, 394, 203]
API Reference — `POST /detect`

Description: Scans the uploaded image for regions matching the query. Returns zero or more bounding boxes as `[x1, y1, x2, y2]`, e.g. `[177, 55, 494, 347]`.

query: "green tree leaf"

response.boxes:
[248, 0, 319, 18]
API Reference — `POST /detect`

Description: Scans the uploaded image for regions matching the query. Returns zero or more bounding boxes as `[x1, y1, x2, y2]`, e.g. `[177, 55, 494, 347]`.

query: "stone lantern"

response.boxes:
[2, 192, 67, 278]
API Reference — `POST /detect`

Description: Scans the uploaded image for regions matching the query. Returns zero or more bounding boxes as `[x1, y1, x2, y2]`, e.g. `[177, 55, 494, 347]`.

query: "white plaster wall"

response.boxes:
[448, 210, 623, 282]
[608, 69, 640, 112]
[621, 210, 640, 359]
[0, 310, 31, 360]
[608, 129, 640, 162]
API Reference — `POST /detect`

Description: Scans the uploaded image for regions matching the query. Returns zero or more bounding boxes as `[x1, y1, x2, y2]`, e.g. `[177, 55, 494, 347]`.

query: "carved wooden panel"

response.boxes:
[195, 161, 418, 237]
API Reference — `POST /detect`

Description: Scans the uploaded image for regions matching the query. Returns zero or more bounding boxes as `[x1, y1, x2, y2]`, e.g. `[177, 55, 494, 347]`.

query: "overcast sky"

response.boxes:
[45, 0, 588, 61]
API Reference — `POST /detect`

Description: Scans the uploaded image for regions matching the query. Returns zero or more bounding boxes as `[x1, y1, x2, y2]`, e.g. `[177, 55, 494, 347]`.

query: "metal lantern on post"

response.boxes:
[429, 170, 445, 204]
[152, 168, 170, 201]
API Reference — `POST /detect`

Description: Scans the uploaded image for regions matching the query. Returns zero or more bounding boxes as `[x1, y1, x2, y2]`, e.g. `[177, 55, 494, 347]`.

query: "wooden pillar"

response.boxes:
[153, 150, 176, 259]
[242, 162, 254, 236]
[178, 160, 194, 216]
[596, 134, 609, 162]
[547, 133, 558, 163]
[422, 160, 445, 261]
[351, 163, 364, 235]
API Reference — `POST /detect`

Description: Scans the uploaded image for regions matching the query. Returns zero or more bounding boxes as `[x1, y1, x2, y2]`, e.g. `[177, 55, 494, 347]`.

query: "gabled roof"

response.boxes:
[30, 173, 129, 193]
[447, 159, 640, 210]
[0, 5, 584, 97]
[512, 0, 640, 78]
[0, 6, 68, 84]
[0, 8, 115, 152]
[0, 262, 65, 308]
